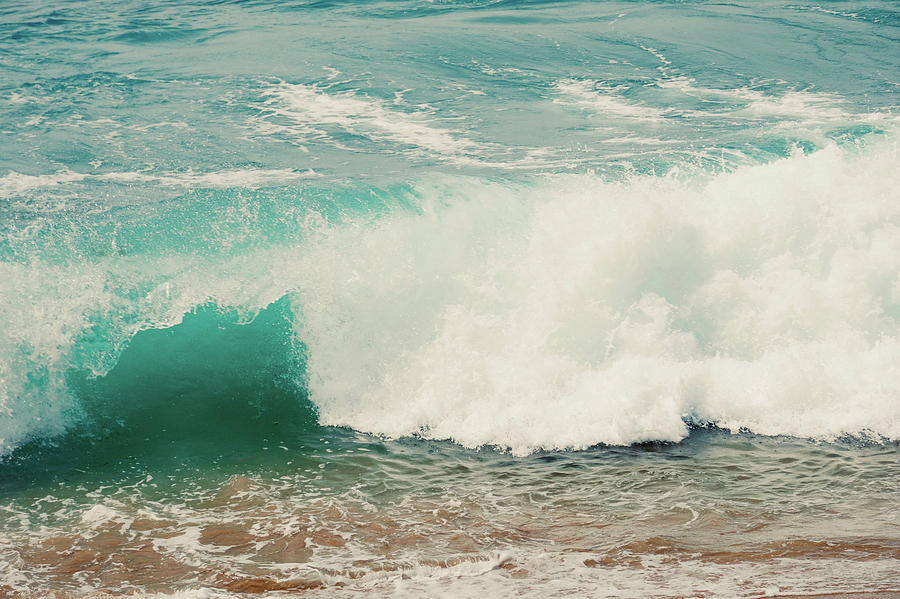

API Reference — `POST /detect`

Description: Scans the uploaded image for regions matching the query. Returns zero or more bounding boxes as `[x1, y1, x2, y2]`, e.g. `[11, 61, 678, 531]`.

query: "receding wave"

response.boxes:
[2, 134, 899, 456]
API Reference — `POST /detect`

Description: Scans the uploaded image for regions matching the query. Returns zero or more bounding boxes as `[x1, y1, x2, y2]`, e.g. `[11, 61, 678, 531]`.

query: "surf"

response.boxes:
[2, 133, 899, 457]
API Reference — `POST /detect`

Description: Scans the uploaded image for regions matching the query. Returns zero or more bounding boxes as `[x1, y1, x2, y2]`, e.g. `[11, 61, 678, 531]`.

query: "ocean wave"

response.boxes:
[1, 135, 899, 455]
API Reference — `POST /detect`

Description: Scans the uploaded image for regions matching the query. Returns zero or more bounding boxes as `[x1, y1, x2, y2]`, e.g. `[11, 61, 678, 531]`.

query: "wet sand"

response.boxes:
[772, 594, 900, 599]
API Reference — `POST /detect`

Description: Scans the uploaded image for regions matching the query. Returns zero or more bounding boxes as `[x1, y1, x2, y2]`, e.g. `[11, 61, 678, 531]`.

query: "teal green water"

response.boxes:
[1, 0, 900, 596]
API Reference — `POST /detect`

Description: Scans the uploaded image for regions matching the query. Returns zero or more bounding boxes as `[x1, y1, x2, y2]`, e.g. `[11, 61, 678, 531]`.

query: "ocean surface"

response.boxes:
[1, 0, 899, 596]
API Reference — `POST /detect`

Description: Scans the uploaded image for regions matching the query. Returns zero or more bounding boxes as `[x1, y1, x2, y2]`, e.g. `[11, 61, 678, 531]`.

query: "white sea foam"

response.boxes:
[0, 260, 110, 454]
[373, 551, 900, 599]
[135, 591, 220, 599]
[0, 170, 90, 197]
[559, 76, 897, 128]
[97, 168, 318, 188]
[293, 135, 900, 453]
[258, 82, 485, 162]
[0, 168, 317, 198]
[658, 77, 857, 121]
[554, 79, 666, 121]
[1, 136, 899, 455]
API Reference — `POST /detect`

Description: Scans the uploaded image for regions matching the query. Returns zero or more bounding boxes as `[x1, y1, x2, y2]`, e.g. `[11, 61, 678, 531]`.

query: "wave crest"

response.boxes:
[2, 136, 899, 455]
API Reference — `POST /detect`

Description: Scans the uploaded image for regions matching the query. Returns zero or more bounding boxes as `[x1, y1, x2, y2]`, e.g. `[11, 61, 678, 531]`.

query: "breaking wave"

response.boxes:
[2, 134, 899, 456]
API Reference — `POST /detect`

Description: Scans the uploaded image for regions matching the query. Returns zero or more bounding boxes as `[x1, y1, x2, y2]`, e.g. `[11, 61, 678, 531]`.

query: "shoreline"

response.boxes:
[772, 593, 900, 599]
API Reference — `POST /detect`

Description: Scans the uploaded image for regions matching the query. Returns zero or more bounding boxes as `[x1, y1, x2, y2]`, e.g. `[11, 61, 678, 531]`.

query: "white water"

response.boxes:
[0, 167, 317, 198]
[258, 81, 485, 162]
[2, 136, 899, 454]
[295, 135, 900, 453]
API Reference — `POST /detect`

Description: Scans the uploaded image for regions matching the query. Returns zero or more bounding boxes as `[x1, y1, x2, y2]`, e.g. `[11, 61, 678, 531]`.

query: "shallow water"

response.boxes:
[2, 428, 898, 597]
[2, 0, 899, 596]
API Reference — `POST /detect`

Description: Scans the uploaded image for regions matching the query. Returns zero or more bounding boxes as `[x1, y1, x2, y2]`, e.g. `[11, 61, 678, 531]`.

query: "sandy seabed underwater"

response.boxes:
[0, 0, 899, 596]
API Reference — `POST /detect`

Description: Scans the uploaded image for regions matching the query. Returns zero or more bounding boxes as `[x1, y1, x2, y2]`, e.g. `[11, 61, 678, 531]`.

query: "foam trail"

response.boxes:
[554, 79, 667, 121]
[559, 76, 898, 126]
[259, 82, 484, 162]
[0, 168, 317, 198]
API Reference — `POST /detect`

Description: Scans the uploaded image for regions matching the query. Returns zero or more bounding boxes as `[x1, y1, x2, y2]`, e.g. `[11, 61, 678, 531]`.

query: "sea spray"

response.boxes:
[2, 136, 898, 455]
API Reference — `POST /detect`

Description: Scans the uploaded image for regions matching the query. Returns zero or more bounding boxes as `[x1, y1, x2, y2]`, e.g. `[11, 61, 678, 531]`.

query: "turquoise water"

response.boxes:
[1, 0, 899, 596]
